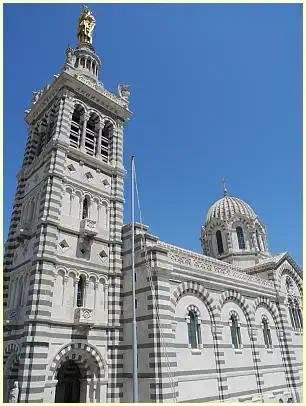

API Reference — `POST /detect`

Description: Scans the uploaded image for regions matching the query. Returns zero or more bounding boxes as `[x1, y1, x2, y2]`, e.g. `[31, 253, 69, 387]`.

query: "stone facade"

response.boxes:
[119, 222, 303, 403]
[3, 8, 302, 403]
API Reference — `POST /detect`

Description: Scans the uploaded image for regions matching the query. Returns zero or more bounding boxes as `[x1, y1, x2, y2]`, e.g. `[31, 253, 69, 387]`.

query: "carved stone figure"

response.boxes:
[118, 84, 131, 101]
[8, 381, 18, 403]
[32, 90, 43, 104]
[77, 6, 96, 44]
[66, 45, 74, 64]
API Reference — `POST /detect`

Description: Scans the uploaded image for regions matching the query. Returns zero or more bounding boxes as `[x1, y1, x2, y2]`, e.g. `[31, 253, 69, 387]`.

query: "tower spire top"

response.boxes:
[222, 178, 228, 197]
[77, 5, 96, 45]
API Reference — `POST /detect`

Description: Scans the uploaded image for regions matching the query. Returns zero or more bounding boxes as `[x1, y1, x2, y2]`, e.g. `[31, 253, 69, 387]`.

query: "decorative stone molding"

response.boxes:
[218, 289, 254, 323]
[170, 280, 216, 321]
[55, 266, 108, 287]
[253, 297, 281, 327]
[159, 241, 274, 289]
[248, 326, 258, 339]
[74, 307, 94, 325]
[5, 309, 17, 322]
[48, 342, 106, 380]
[77, 74, 97, 90]
[80, 218, 97, 237]
[16, 222, 32, 241]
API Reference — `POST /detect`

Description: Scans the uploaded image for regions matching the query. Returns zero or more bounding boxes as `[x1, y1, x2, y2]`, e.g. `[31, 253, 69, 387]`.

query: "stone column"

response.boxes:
[73, 277, 79, 307]
[92, 380, 97, 402]
[251, 232, 258, 251]
[104, 283, 109, 311]
[96, 121, 105, 158]
[62, 276, 68, 306]
[80, 113, 89, 151]
[79, 195, 85, 219]
[260, 234, 265, 251]
[84, 280, 89, 307]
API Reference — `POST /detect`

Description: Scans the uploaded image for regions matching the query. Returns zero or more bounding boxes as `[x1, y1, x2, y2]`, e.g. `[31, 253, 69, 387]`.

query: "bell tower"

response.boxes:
[4, 6, 131, 402]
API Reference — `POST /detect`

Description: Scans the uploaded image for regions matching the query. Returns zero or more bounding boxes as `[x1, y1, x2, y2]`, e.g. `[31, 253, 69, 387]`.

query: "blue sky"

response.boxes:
[4, 4, 302, 266]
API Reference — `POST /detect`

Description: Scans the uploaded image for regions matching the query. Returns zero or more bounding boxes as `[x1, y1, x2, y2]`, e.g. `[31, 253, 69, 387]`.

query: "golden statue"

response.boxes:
[77, 6, 96, 44]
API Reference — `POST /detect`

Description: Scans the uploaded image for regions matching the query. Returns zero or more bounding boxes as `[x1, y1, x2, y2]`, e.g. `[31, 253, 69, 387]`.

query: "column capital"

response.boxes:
[82, 112, 90, 121]
[98, 120, 105, 130]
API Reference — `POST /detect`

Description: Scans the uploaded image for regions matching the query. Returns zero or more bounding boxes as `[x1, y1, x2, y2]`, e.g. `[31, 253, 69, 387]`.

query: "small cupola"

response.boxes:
[200, 181, 270, 268]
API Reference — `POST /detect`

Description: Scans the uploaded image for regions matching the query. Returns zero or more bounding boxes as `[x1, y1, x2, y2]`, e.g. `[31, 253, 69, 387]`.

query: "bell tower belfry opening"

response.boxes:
[3, 6, 131, 402]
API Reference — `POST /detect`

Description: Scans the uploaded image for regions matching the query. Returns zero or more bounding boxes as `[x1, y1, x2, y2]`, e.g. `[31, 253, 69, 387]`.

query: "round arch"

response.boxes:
[170, 281, 216, 322]
[72, 100, 87, 113]
[217, 289, 254, 324]
[48, 342, 106, 381]
[102, 116, 117, 130]
[3, 343, 21, 402]
[278, 266, 302, 298]
[253, 297, 281, 327]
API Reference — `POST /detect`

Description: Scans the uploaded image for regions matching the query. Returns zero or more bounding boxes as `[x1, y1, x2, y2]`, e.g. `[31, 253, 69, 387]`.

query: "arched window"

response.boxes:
[230, 312, 242, 349]
[286, 277, 292, 293]
[77, 276, 85, 307]
[296, 306, 303, 329]
[100, 121, 113, 163]
[256, 229, 262, 251]
[70, 105, 84, 148]
[187, 310, 201, 349]
[288, 299, 297, 330]
[262, 317, 272, 349]
[85, 113, 99, 156]
[236, 226, 245, 250]
[294, 299, 303, 330]
[36, 135, 44, 157]
[82, 196, 90, 219]
[28, 200, 35, 222]
[216, 230, 224, 255]
[16, 278, 23, 307]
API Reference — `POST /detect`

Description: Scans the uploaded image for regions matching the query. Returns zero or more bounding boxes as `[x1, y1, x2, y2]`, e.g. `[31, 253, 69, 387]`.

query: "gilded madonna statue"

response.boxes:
[77, 6, 96, 44]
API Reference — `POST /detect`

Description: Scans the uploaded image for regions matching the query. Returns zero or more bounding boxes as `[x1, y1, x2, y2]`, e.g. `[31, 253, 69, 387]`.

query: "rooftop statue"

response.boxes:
[77, 6, 96, 45]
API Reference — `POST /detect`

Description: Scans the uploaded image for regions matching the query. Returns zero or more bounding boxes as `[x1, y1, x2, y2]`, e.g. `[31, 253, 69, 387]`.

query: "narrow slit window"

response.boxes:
[230, 314, 242, 349]
[70, 106, 83, 149]
[236, 226, 245, 250]
[256, 229, 262, 251]
[85, 114, 99, 156]
[100, 122, 112, 163]
[262, 318, 272, 348]
[77, 276, 85, 307]
[216, 230, 224, 255]
[288, 299, 296, 329]
[187, 310, 201, 349]
[294, 300, 303, 329]
[82, 196, 90, 219]
[297, 307, 303, 329]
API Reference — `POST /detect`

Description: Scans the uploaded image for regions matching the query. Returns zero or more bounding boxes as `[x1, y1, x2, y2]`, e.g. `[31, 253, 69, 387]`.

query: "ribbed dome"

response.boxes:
[206, 196, 256, 225]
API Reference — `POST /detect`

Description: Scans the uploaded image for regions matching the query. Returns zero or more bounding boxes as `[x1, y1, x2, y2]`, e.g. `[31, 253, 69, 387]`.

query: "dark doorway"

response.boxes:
[55, 360, 81, 403]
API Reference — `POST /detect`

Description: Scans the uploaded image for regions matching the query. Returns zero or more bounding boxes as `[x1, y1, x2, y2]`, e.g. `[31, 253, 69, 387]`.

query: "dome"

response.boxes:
[205, 195, 256, 225]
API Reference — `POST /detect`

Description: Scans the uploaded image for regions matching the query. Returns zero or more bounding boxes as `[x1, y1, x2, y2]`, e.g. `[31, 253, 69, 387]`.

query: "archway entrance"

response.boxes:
[4, 349, 20, 402]
[55, 360, 82, 403]
[47, 343, 108, 402]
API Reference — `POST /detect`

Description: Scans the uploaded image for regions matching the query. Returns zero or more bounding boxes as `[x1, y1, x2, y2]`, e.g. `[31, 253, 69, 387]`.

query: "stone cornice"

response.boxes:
[67, 145, 126, 178]
[25, 72, 132, 123]
[245, 252, 302, 277]
[158, 241, 275, 289]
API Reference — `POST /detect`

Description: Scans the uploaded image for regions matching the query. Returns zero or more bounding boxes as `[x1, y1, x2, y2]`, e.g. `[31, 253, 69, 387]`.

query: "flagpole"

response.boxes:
[131, 155, 138, 402]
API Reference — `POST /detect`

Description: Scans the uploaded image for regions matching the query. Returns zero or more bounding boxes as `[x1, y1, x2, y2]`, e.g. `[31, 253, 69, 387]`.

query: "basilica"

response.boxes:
[3, 7, 303, 403]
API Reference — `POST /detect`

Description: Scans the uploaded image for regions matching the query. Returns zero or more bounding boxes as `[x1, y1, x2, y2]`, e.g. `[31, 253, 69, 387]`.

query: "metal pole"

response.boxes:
[131, 155, 139, 402]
